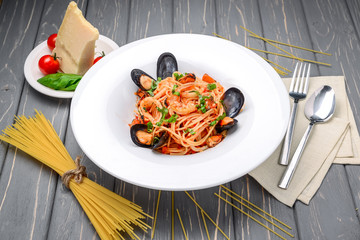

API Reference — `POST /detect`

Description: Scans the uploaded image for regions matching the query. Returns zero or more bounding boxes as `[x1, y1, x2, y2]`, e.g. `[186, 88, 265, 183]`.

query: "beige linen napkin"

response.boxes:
[249, 76, 360, 207]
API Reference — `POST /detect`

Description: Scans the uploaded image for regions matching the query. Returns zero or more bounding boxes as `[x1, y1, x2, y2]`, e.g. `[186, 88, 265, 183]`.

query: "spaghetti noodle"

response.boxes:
[130, 72, 239, 155]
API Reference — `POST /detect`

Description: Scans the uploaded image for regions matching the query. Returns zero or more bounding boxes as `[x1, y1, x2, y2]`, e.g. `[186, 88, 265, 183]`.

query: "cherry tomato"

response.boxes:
[93, 51, 105, 64]
[38, 54, 60, 75]
[47, 33, 57, 51]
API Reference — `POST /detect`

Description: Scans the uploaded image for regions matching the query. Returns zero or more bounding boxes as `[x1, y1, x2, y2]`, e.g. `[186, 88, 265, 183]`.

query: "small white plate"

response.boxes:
[24, 35, 119, 98]
[71, 33, 290, 191]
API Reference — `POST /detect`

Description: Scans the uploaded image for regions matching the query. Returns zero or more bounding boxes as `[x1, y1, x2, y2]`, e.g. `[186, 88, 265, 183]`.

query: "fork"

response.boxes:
[279, 62, 311, 165]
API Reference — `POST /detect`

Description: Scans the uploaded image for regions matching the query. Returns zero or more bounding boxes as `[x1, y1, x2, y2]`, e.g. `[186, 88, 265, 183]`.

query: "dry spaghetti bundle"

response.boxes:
[0, 110, 150, 240]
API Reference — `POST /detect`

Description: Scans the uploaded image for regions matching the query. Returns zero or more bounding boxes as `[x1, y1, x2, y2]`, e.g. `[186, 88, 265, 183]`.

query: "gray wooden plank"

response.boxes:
[173, 0, 216, 34]
[46, 0, 131, 239]
[346, 0, 360, 39]
[259, 0, 360, 239]
[297, 0, 360, 238]
[0, 0, 45, 172]
[0, 0, 56, 239]
[127, 0, 173, 42]
[0, 0, 93, 239]
[215, 0, 299, 239]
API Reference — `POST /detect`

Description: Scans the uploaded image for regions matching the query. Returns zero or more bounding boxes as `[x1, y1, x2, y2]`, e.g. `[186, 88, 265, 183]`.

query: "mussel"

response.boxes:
[157, 52, 178, 79]
[131, 69, 155, 91]
[216, 87, 245, 132]
[222, 87, 245, 118]
[178, 73, 196, 84]
[215, 117, 238, 132]
[130, 124, 169, 149]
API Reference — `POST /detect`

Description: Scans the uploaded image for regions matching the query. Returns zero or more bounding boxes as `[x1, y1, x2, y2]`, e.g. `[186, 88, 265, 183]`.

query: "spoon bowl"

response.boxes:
[305, 85, 335, 123]
[279, 85, 336, 189]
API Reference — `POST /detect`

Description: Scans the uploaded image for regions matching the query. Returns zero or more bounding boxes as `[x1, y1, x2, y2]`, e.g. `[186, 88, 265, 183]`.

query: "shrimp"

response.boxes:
[139, 97, 162, 122]
[180, 85, 198, 99]
[166, 94, 198, 115]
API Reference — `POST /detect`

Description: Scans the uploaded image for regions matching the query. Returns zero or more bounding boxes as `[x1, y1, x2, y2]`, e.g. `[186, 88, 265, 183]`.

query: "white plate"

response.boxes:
[24, 35, 119, 98]
[71, 34, 290, 191]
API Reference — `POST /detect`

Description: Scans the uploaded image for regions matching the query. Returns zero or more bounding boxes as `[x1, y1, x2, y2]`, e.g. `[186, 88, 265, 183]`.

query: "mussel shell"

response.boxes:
[157, 52, 178, 79]
[130, 124, 153, 148]
[130, 124, 169, 149]
[131, 69, 155, 91]
[222, 87, 245, 118]
[215, 118, 238, 132]
[153, 131, 169, 149]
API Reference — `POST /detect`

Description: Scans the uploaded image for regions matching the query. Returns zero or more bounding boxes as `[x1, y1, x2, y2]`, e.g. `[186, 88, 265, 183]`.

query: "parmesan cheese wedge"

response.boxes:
[53, 1, 99, 75]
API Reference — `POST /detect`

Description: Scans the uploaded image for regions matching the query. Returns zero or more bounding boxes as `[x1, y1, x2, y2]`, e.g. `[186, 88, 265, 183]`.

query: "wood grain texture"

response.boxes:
[258, 0, 360, 239]
[0, 0, 45, 171]
[127, 0, 173, 42]
[216, 0, 298, 239]
[173, 0, 216, 34]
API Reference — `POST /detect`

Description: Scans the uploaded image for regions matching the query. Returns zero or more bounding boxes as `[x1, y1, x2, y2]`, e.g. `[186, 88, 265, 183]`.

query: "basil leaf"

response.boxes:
[37, 73, 82, 91]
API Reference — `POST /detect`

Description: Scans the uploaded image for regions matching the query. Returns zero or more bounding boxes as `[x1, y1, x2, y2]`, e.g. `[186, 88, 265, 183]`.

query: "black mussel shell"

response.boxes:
[215, 118, 238, 132]
[130, 124, 153, 148]
[157, 52, 178, 79]
[131, 69, 155, 91]
[130, 124, 169, 149]
[222, 87, 245, 118]
[153, 131, 169, 149]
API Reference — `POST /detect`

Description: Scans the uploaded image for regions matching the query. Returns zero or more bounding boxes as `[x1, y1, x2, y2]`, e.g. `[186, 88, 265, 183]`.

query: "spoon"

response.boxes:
[278, 85, 336, 189]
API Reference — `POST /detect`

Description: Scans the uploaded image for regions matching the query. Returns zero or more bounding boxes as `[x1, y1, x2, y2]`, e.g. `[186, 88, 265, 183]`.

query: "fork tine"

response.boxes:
[298, 63, 307, 93]
[293, 62, 303, 93]
[289, 62, 299, 92]
[303, 64, 311, 94]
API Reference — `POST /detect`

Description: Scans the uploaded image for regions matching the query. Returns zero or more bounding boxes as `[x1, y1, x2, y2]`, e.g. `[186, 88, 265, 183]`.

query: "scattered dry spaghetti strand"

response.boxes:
[238, 26, 297, 59]
[220, 185, 292, 230]
[201, 210, 211, 240]
[151, 190, 162, 239]
[184, 191, 230, 240]
[212, 32, 331, 67]
[262, 57, 291, 73]
[176, 209, 188, 240]
[246, 47, 331, 66]
[221, 190, 294, 237]
[212, 32, 291, 74]
[249, 33, 332, 56]
[215, 193, 288, 240]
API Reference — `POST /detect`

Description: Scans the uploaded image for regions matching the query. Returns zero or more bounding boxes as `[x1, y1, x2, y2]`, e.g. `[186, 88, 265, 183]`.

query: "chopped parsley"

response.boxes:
[184, 128, 196, 135]
[207, 83, 217, 91]
[147, 121, 153, 132]
[190, 90, 211, 113]
[146, 77, 162, 96]
[172, 84, 180, 96]
[174, 73, 184, 80]
[209, 112, 227, 126]
[156, 107, 178, 126]
[165, 114, 178, 123]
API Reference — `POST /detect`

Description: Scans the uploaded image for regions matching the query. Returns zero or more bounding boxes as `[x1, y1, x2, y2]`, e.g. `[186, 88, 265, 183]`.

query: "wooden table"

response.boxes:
[1, 0, 360, 239]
